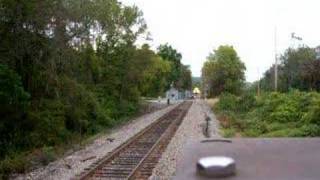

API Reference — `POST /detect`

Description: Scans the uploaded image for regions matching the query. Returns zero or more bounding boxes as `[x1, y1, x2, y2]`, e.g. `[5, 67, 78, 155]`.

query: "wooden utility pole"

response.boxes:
[257, 68, 261, 97]
[274, 27, 278, 91]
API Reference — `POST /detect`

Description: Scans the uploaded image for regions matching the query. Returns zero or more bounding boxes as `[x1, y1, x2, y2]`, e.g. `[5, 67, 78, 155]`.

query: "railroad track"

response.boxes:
[76, 101, 193, 180]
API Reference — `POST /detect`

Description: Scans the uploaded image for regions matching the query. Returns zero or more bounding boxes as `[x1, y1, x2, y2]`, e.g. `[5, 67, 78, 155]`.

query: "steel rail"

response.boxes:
[75, 101, 192, 180]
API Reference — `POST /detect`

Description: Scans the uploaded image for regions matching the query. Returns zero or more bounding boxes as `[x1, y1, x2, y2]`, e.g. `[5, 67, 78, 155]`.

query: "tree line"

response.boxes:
[201, 45, 320, 97]
[202, 44, 320, 138]
[0, 0, 191, 175]
[258, 46, 320, 92]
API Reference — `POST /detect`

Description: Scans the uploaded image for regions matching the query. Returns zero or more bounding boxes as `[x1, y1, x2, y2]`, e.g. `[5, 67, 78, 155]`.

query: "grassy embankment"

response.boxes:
[212, 90, 320, 137]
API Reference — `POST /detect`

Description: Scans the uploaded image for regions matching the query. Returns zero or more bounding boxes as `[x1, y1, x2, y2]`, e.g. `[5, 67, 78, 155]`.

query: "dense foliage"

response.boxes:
[157, 44, 192, 90]
[215, 91, 320, 137]
[202, 45, 246, 97]
[204, 45, 320, 138]
[258, 47, 320, 92]
[135, 44, 173, 97]
[0, 0, 191, 176]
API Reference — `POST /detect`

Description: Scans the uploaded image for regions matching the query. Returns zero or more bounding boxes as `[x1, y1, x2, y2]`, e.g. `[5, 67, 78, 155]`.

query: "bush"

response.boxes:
[0, 153, 29, 179]
[262, 128, 303, 137]
[265, 122, 290, 132]
[37, 146, 57, 166]
[215, 90, 320, 137]
[216, 93, 238, 112]
[301, 99, 320, 126]
[0, 64, 30, 109]
[28, 99, 69, 146]
[270, 103, 300, 123]
[237, 93, 256, 112]
[222, 128, 237, 138]
[299, 124, 320, 136]
[0, 64, 30, 158]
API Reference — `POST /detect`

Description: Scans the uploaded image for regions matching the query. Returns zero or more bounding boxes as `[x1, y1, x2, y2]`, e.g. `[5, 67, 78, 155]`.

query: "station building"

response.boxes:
[166, 86, 193, 101]
[166, 86, 179, 101]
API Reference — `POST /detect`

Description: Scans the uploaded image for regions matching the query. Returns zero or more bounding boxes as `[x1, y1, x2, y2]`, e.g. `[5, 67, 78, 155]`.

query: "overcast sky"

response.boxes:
[120, 0, 320, 82]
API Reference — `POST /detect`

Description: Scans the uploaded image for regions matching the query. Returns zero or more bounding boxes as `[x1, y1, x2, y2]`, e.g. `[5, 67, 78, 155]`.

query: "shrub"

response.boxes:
[301, 99, 320, 126]
[265, 122, 290, 132]
[222, 128, 236, 138]
[38, 146, 57, 166]
[59, 76, 114, 134]
[216, 93, 238, 112]
[0, 153, 29, 179]
[0, 64, 30, 109]
[262, 128, 303, 137]
[215, 90, 320, 137]
[270, 102, 300, 123]
[237, 93, 256, 112]
[0, 64, 30, 158]
[243, 118, 268, 136]
[257, 92, 286, 120]
[299, 124, 320, 136]
[28, 99, 68, 147]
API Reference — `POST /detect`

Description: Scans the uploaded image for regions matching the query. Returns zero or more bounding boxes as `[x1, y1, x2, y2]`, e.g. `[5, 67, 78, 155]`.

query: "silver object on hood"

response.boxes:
[197, 156, 236, 178]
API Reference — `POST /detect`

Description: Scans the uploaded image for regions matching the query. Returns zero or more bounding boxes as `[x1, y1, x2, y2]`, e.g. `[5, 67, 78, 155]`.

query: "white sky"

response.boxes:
[120, 0, 320, 82]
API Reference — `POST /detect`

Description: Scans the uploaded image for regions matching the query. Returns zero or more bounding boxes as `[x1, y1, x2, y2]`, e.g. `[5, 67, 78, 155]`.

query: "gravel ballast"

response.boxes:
[13, 99, 219, 180]
[14, 102, 180, 180]
[150, 99, 221, 179]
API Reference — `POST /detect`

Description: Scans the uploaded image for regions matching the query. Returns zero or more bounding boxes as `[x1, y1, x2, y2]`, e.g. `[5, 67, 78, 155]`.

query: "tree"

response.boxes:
[0, 64, 30, 157]
[201, 45, 246, 96]
[133, 45, 172, 97]
[281, 47, 316, 91]
[0, 0, 158, 174]
[157, 43, 182, 88]
[259, 64, 286, 92]
[178, 65, 192, 90]
[258, 46, 319, 92]
[301, 60, 320, 91]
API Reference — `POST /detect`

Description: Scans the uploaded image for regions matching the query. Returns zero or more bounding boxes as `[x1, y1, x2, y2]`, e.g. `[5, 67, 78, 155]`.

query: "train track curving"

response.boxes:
[75, 101, 193, 180]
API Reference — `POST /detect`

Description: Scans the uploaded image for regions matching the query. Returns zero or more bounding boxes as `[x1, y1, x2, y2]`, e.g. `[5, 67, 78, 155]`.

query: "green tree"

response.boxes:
[301, 60, 320, 91]
[0, 64, 30, 157]
[0, 0, 156, 175]
[132, 45, 172, 97]
[157, 44, 182, 88]
[178, 65, 192, 90]
[202, 45, 246, 96]
[258, 46, 318, 92]
[281, 47, 316, 91]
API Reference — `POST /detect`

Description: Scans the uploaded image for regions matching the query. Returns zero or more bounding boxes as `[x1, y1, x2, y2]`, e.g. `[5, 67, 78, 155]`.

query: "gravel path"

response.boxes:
[13, 102, 180, 180]
[150, 99, 221, 180]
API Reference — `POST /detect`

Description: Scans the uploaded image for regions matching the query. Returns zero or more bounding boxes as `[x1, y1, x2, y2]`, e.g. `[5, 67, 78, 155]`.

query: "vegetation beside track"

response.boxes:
[214, 91, 320, 137]
[202, 45, 320, 138]
[0, 0, 192, 178]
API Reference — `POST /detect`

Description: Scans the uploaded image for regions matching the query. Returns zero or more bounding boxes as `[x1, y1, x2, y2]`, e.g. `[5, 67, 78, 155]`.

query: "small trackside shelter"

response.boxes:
[166, 86, 179, 101]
